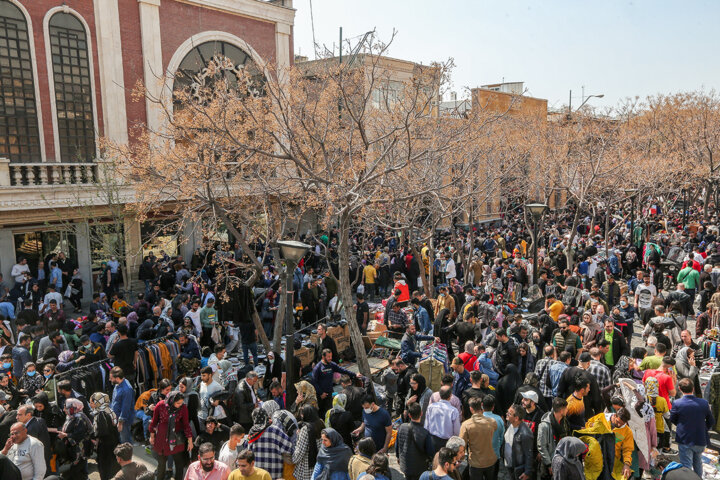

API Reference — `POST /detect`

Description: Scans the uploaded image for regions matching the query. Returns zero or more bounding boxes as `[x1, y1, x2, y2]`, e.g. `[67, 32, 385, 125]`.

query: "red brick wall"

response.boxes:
[159, 1, 277, 70]
[20, 0, 104, 161]
[117, 0, 146, 141]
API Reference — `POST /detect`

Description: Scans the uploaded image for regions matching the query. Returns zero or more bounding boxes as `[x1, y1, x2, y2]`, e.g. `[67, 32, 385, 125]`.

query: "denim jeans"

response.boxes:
[119, 420, 134, 444]
[242, 342, 258, 366]
[678, 443, 704, 477]
[135, 409, 151, 439]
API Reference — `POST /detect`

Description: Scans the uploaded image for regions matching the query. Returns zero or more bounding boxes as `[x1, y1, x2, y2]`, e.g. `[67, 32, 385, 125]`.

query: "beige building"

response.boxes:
[297, 54, 441, 117]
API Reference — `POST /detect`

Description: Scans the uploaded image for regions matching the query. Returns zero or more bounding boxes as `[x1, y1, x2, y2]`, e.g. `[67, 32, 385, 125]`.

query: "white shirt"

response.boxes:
[445, 258, 456, 279]
[8, 435, 46, 480]
[218, 440, 242, 468]
[42, 292, 63, 308]
[635, 283, 657, 309]
[504, 424, 516, 467]
[11, 263, 30, 284]
[199, 380, 223, 420]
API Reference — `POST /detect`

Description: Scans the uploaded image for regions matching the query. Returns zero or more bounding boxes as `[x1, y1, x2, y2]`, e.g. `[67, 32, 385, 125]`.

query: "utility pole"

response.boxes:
[339, 27, 342, 63]
[568, 90, 572, 114]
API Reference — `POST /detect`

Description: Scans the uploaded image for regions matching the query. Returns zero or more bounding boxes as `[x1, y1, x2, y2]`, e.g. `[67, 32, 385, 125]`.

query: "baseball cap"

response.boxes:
[520, 391, 539, 404]
[579, 352, 592, 363]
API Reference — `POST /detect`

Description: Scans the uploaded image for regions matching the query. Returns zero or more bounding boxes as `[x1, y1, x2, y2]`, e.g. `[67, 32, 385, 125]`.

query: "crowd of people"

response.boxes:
[0, 206, 717, 480]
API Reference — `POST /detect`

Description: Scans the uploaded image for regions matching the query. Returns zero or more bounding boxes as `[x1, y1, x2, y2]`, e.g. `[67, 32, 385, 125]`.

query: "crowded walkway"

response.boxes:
[0, 205, 718, 480]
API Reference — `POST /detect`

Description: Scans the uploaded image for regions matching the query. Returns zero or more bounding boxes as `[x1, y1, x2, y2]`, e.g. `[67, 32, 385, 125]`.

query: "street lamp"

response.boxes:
[277, 239, 311, 407]
[526, 202, 548, 284]
[568, 90, 605, 114]
[624, 188, 638, 245]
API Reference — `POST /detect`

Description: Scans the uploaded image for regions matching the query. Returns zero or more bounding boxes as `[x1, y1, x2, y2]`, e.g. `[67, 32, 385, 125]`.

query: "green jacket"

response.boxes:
[677, 266, 700, 290]
[200, 306, 218, 328]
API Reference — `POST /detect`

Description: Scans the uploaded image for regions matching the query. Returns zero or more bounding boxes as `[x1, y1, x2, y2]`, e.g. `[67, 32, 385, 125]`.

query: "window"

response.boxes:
[173, 40, 263, 105]
[0, 0, 41, 163]
[48, 12, 95, 162]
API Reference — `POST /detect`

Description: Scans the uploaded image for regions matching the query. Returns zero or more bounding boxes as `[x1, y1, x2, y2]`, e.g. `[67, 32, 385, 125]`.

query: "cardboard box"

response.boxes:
[328, 325, 350, 352]
[295, 347, 313, 367]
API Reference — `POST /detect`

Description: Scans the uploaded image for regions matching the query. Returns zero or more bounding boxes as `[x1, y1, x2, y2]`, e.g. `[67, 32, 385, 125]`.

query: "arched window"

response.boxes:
[0, 0, 41, 163]
[48, 12, 95, 162]
[173, 40, 263, 105]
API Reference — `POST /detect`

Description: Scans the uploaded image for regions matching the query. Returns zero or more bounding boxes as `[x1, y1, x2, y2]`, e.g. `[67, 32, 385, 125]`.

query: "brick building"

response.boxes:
[0, 0, 295, 300]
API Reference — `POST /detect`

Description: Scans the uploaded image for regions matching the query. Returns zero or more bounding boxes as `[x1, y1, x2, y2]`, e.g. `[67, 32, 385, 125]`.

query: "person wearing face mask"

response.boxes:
[261, 351, 284, 391]
[617, 294, 636, 343]
[16, 362, 44, 400]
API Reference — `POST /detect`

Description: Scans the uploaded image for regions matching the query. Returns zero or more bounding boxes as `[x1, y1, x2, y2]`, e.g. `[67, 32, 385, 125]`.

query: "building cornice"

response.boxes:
[174, 0, 295, 26]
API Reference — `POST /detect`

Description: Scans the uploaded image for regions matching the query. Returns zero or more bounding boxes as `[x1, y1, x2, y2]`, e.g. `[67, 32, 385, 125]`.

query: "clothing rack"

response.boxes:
[53, 358, 113, 402]
[138, 334, 176, 346]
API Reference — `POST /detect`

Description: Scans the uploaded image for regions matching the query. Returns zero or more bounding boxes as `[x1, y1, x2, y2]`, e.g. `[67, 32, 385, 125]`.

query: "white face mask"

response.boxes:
[363, 407, 373, 414]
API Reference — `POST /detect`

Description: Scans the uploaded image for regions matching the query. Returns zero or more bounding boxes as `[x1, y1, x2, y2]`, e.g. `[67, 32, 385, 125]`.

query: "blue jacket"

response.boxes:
[670, 394, 714, 447]
[111, 379, 136, 424]
[49, 267, 63, 289]
[452, 369, 471, 399]
[312, 360, 355, 395]
[400, 332, 433, 365]
[180, 338, 200, 359]
[474, 354, 499, 386]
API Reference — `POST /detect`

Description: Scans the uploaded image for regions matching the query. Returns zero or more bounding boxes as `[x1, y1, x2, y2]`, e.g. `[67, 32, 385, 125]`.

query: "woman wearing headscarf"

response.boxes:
[551, 436, 588, 480]
[16, 362, 44, 400]
[405, 373, 432, 424]
[41, 363, 58, 402]
[177, 377, 201, 436]
[496, 363, 522, 415]
[645, 376, 670, 454]
[515, 342, 536, 379]
[57, 350, 75, 373]
[57, 397, 93, 480]
[89, 392, 120, 480]
[149, 390, 193, 480]
[217, 360, 238, 392]
[291, 380, 318, 416]
[293, 405, 324, 480]
[675, 346, 701, 395]
[311, 428, 353, 480]
[326, 393, 354, 448]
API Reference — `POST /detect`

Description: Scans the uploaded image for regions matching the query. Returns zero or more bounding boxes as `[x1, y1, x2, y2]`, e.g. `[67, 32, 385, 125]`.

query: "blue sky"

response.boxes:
[292, 0, 720, 110]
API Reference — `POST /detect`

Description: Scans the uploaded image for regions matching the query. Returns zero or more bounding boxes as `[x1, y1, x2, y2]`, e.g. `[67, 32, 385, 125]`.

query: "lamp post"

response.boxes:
[526, 202, 548, 284]
[277, 239, 311, 407]
[624, 188, 638, 245]
[568, 90, 604, 116]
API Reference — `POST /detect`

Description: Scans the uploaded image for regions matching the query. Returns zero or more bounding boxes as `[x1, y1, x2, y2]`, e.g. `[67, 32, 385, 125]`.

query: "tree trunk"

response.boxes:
[338, 213, 371, 377]
[252, 310, 272, 353]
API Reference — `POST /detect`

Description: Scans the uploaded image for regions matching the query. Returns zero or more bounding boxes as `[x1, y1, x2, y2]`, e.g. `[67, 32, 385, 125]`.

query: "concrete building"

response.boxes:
[0, 0, 295, 300]
[297, 54, 441, 116]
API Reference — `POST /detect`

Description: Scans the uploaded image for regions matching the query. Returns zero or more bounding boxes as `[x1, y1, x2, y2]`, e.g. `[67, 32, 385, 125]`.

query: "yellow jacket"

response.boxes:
[584, 413, 634, 480]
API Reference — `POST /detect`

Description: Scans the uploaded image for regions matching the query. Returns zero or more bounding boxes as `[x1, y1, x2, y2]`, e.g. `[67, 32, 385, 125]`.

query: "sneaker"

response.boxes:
[661, 447, 677, 455]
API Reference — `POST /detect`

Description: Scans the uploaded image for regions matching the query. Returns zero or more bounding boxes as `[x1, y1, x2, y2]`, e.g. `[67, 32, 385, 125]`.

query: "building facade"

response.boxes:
[0, 0, 295, 300]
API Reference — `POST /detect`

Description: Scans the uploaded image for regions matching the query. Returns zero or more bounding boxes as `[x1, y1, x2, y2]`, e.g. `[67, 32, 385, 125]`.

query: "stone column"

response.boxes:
[74, 221, 94, 302]
[137, 0, 164, 139]
[0, 229, 15, 288]
[275, 22, 292, 89]
[93, 0, 128, 145]
[124, 217, 143, 295]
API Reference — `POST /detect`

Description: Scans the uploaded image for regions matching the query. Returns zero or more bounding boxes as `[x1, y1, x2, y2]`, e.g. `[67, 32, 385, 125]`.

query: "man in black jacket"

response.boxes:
[494, 328, 518, 376]
[593, 319, 630, 369]
[395, 402, 435, 480]
[234, 371, 259, 431]
[340, 374, 367, 419]
[505, 404, 534, 480]
[313, 324, 338, 364]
